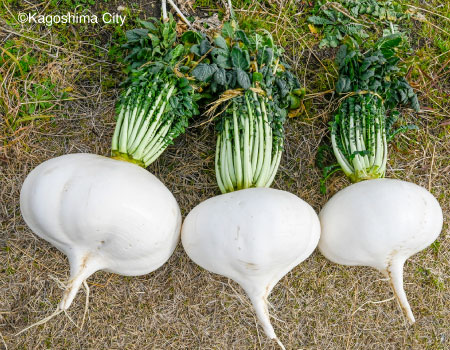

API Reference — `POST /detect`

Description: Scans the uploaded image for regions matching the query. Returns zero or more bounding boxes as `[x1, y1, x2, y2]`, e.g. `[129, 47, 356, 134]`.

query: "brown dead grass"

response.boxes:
[1, 0, 449, 349]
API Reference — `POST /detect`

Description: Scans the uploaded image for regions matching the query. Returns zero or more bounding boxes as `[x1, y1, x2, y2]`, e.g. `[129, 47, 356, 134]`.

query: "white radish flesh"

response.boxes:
[181, 188, 320, 347]
[20, 153, 181, 311]
[319, 178, 443, 324]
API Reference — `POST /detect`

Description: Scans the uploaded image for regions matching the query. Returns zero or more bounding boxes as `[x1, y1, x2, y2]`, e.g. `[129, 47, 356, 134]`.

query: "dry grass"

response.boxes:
[1, 0, 449, 349]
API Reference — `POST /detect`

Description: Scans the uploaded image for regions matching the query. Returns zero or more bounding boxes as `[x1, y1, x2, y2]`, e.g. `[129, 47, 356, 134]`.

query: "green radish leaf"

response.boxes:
[138, 20, 157, 31]
[222, 22, 234, 38]
[328, 36, 339, 47]
[192, 63, 217, 81]
[226, 70, 236, 87]
[181, 30, 202, 44]
[308, 16, 334, 25]
[293, 87, 306, 97]
[190, 44, 201, 56]
[288, 94, 301, 109]
[261, 30, 274, 48]
[236, 68, 251, 89]
[369, 80, 381, 91]
[387, 124, 418, 142]
[410, 95, 420, 111]
[148, 33, 160, 47]
[360, 59, 372, 72]
[178, 77, 189, 88]
[319, 38, 330, 49]
[336, 76, 350, 92]
[252, 72, 263, 82]
[323, 9, 336, 20]
[380, 48, 396, 59]
[126, 29, 148, 42]
[214, 67, 227, 85]
[231, 47, 250, 70]
[360, 69, 375, 80]
[162, 23, 171, 42]
[235, 30, 250, 46]
[200, 39, 212, 55]
[179, 65, 190, 73]
[210, 81, 218, 93]
[249, 32, 262, 51]
[377, 34, 402, 49]
[171, 44, 185, 62]
[276, 78, 289, 97]
[399, 89, 407, 102]
[214, 35, 228, 50]
[336, 45, 347, 67]
[152, 46, 162, 57]
[257, 47, 273, 66]
[212, 48, 230, 68]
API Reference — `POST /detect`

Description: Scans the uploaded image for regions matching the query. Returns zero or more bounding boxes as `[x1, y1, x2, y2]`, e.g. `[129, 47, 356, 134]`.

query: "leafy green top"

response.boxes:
[187, 21, 303, 111]
[335, 34, 419, 111]
[123, 15, 184, 69]
[115, 15, 202, 153]
[308, 0, 408, 48]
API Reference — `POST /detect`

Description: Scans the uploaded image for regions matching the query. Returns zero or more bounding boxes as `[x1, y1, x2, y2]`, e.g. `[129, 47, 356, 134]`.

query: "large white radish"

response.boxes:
[319, 178, 443, 324]
[181, 188, 320, 349]
[20, 153, 181, 315]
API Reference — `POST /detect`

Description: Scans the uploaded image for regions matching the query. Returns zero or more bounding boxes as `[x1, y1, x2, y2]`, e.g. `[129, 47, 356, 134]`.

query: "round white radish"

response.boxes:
[319, 178, 443, 324]
[20, 153, 181, 311]
[181, 188, 320, 348]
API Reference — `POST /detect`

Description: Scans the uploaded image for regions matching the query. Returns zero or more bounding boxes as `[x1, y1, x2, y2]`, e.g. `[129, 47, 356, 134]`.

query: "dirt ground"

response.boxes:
[1, 1, 449, 349]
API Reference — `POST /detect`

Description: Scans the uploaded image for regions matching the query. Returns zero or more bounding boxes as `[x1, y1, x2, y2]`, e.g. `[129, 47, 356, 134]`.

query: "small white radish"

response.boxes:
[20, 153, 181, 317]
[181, 188, 320, 348]
[319, 178, 443, 324]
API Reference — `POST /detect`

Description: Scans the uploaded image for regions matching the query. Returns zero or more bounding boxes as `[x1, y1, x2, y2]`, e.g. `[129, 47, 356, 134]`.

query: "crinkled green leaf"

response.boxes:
[200, 39, 212, 55]
[336, 76, 351, 92]
[214, 67, 227, 85]
[231, 46, 250, 70]
[214, 35, 228, 50]
[308, 16, 334, 25]
[192, 63, 217, 82]
[236, 68, 251, 89]
[360, 69, 375, 80]
[211, 48, 230, 68]
[126, 28, 148, 42]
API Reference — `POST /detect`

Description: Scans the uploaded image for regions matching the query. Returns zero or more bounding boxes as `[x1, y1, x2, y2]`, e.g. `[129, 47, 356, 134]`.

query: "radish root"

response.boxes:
[15, 308, 64, 336]
[16, 256, 95, 335]
[275, 337, 286, 350]
[15, 278, 91, 336]
[387, 258, 415, 324]
[248, 290, 286, 350]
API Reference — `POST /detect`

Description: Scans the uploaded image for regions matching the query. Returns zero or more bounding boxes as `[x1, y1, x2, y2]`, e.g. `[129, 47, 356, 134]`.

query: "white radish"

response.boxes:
[181, 188, 320, 348]
[319, 178, 443, 324]
[20, 153, 181, 325]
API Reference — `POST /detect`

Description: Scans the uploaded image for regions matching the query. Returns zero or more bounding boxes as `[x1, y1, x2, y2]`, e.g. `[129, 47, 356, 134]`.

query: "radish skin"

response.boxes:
[20, 153, 181, 312]
[318, 179, 443, 324]
[181, 188, 320, 346]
